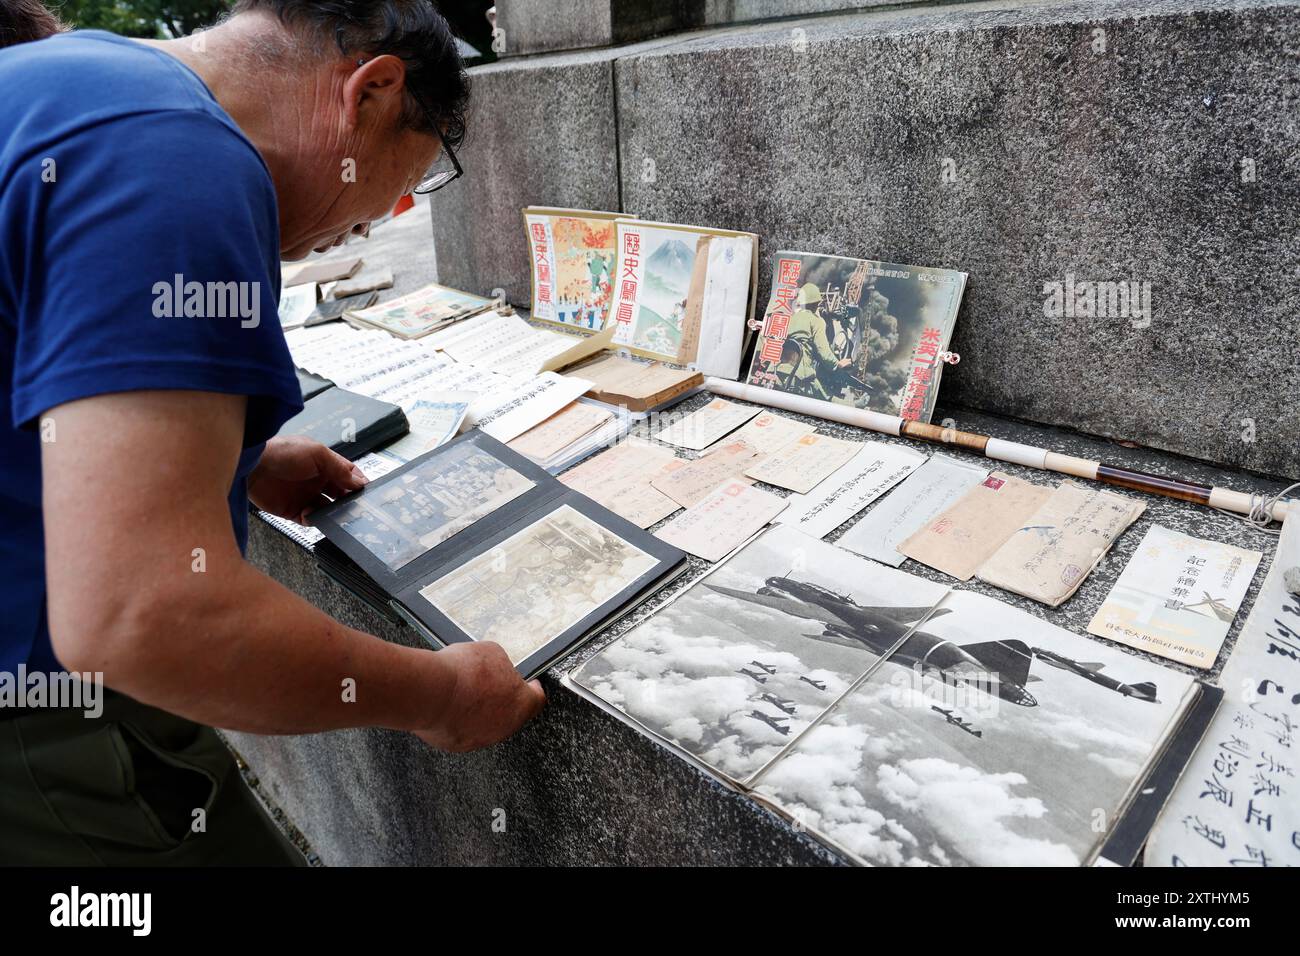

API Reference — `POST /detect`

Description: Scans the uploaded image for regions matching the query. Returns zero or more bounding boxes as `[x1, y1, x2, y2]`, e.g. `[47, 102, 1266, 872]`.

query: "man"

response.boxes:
[775, 283, 853, 400]
[0, 0, 63, 47]
[0, 1, 544, 865]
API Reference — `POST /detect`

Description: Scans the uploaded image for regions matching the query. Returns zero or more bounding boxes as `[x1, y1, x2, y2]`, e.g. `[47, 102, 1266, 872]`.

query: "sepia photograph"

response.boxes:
[334, 442, 534, 571]
[571, 525, 950, 783]
[419, 504, 658, 663]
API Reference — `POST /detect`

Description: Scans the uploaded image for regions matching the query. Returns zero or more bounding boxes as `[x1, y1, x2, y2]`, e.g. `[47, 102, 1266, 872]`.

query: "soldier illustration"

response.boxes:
[587, 251, 611, 293]
[774, 283, 853, 400]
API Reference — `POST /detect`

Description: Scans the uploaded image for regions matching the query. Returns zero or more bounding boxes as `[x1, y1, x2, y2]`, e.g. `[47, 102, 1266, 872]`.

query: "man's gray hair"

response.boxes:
[232, 0, 470, 147]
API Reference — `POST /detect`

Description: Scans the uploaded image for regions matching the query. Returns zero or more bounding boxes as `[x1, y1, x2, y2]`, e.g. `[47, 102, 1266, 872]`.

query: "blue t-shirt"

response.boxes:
[0, 32, 303, 672]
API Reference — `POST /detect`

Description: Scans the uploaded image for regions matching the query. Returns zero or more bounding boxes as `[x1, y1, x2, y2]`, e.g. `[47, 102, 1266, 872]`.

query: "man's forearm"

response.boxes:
[68, 555, 455, 736]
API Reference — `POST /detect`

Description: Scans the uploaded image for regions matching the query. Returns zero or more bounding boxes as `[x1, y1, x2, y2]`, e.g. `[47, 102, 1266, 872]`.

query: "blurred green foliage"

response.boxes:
[53, 0, 494, 53]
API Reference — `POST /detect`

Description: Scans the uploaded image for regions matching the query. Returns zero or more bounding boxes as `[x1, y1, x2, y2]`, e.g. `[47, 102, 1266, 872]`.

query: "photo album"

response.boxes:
[567, 524, 1219, 867]
[308, 431, 688, 679]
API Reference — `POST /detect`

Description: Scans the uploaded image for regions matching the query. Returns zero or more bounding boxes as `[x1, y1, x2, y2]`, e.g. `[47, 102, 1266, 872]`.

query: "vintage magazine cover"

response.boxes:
[744, 252, 967, 422]
[523, 207, 621, 331]
[345, 282, 494, 339]
[606, 219, 757, 378]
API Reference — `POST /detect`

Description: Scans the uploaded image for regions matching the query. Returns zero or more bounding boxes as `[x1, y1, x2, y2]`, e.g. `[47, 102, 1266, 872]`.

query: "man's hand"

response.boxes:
[414, 643, 547, 753]
[248, 435, 367, 523]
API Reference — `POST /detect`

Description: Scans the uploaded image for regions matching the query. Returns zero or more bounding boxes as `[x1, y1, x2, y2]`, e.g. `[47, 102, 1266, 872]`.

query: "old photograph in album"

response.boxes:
[744, 251, 966, 422]
[750, 591, 1203, 867]
[523, 207, 621, 331]
[606, 219, 758, 378]
[569, 526, 1215, 865]
[569, 525, 950, 784]
[396, 494, 686, 679]
[309, 431, 687, 678]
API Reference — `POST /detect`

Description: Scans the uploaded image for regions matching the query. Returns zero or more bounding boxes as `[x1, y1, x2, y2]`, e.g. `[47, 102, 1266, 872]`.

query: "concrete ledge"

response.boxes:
[229, 393, 1292, 865]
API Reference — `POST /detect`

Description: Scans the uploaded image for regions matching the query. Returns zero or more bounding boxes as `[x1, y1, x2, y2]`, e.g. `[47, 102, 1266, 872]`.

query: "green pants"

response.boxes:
[0, 691, 304, 866]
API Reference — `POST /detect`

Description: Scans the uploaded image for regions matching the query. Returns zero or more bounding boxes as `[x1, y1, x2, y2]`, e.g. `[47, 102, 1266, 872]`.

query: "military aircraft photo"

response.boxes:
[748, 710, 791, 735]
[1030, 647, 1160, 703]
[707, 577, 1039, 707]
[931, 705, 983, 738]
[737, 667, 769, 685]
[758, 693, 798, 715]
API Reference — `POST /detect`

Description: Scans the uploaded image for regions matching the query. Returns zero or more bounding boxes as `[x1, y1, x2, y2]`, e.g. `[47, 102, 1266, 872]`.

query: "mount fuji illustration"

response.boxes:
[644, 238, 696, 294]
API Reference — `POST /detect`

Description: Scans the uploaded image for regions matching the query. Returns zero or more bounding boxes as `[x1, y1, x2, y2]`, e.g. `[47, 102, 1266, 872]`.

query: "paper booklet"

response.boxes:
[309, 431, 687, 679]
[277, 386, 408, 460]
[744, 252, 966, 423]
[606, 219, 758, 378]
[562, 353, 704, 413]
[523, 207, 622, 331]
[1144, 514, 1299, 867]
[567, 524, 1215, 867]
[346, 282, 496, 339]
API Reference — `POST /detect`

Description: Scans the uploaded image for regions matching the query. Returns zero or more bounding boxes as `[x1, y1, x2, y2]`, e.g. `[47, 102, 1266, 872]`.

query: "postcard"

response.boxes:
[837, 454, 988, 566]
[744, 251, 966, 422]
[743, 433, 863, 494]
[655, 480, 788, 562]
[374, 393, 474, 465]
[655, 398, 760, 451]
[751, 589, 1195, 866]
[607, 220, 757, 377]
[705, 412, 816, 457]
[650, 440, 761, 508]
[570, 525, 950, 784]
[468, 372, 595, 444]
[899, 472, 1054, 581]
[976, 482, 1146, 607]
[329, 266, 393, 299]
[347, 283, 494, 339]
[558, 439, 683, 529]
[775, 443, 925, 540]
[1087, 525, 1263, 668]
[278, 282, 319, 330]
[1145, 515, 1300, 865]
[523, 207, 621, 330]
[507, 402, 613, 464]
[418, 504, 658, 664]
[332, 443, 534, 572]
[283, 255, 362, 288]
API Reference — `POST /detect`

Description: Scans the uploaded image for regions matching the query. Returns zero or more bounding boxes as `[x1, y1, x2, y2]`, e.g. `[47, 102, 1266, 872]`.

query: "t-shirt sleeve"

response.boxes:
[6, 108, 303, 443]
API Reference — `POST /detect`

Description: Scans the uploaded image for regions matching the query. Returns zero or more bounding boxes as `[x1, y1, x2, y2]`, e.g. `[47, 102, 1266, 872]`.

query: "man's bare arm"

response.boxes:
[40, 389, 543, 748]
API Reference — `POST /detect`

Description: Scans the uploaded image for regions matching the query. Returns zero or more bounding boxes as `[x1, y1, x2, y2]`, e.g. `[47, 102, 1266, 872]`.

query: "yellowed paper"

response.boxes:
[650, 440, 760, 508]
[656, 398, 760, 451]
[743, 433, 863, 494]
[704, 412, 816, 457]
[1087, 525, 1263, 669]
[558, 439, 682, 529]
[976, 482, 1146, 606]
[508, 402, 613, 463]
[898, 472, 1053, 581]
[655, 480, 788, 562]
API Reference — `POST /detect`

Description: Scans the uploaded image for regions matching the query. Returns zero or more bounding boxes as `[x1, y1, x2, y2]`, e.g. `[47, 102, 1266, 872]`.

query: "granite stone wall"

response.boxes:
[432, 0, 1300, 479]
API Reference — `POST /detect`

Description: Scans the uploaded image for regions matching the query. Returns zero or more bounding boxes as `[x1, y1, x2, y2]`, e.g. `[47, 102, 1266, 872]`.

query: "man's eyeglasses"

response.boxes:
[411, 88, 463, 194]
[355, 58, 463, 195]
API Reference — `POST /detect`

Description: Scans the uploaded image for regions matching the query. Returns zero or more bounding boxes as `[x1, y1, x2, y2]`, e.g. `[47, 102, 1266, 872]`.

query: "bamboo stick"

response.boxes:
[704, 378, 1293, 523]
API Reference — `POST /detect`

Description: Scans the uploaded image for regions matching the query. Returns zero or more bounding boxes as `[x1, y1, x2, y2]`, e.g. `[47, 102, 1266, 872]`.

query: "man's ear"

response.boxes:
[341, 54, 407, 131]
